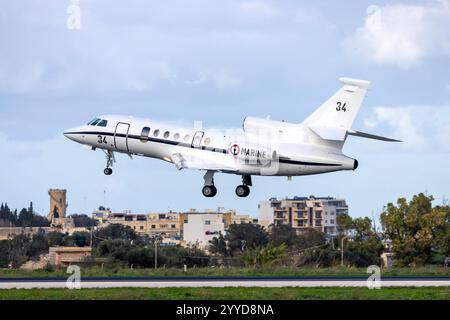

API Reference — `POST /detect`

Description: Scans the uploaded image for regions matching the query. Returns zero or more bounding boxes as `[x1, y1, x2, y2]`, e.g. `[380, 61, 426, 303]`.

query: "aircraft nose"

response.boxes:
[63, 128, 76, 140]
[63, 126, 84, 142]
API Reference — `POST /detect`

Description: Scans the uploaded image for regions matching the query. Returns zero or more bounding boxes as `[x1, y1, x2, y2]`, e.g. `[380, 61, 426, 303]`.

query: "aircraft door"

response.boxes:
[192, 131, 204, 148]
[115, 122, 130, 152]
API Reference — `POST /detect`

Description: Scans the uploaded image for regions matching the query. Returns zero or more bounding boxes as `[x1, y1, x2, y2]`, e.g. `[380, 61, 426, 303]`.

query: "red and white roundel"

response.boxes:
[230, 144, 240, 156]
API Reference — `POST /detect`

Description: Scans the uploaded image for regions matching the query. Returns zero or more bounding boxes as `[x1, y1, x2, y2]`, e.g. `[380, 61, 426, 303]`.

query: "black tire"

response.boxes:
[104, 168, 112, 175]
[210, 186, 217, 197]
[236, 185, 250, 197]
[243, 185, 250, 197]
[202, 185, 217, 197]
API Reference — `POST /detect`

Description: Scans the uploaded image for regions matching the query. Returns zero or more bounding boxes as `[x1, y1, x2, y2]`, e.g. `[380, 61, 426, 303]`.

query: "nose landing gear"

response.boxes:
[103, 150, 115, 176]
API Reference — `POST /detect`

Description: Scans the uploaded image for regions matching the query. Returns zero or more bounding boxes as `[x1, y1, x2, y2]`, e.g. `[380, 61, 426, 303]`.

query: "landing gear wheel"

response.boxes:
[235, 185, 250, 197]
[104, 168, 113, 175]
[202, 185, 217, 198]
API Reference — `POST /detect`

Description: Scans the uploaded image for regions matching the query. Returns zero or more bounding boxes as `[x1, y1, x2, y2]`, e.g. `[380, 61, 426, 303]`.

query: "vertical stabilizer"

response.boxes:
[302, 78, 370, 130]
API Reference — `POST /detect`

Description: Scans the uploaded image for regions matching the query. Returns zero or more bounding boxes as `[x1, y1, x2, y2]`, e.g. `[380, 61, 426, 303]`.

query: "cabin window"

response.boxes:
[154, 129, 160, 137]
[193, 135, 201, 145]
[174, 133, 180, 140]
[164, 131, 170, 139]
[97, 120, 108, 127]
[203, 137, 211, 145]
[140, 127, 150, 142]
[184, 134, 191, 142]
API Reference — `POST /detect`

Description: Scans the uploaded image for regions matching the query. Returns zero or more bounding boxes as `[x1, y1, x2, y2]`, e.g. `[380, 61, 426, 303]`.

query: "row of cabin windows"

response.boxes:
[140, 127, 211, 145]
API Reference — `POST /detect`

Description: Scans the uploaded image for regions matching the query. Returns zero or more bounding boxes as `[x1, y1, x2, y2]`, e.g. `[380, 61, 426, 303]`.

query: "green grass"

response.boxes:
[0, 287, 448, 300]
[0, 265, 448, 279]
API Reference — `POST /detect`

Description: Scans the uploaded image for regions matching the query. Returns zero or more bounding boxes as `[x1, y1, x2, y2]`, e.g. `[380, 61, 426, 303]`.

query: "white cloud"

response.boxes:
[185, 69, 242, 90]
[239, 1, 278, 19]
[344, 1, 450, 68]
[364, 105, 450, 150]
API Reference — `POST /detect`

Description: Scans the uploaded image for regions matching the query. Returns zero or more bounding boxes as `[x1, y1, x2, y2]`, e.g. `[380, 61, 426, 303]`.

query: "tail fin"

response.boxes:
[302, 78, 370, 129]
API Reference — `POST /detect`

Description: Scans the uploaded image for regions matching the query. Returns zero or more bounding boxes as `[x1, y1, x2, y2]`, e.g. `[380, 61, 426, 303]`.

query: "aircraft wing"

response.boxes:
[171, 150, 238, 172]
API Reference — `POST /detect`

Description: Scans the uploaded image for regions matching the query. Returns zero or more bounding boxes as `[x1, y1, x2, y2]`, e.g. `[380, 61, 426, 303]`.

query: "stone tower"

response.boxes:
[48, 189, 68, 227]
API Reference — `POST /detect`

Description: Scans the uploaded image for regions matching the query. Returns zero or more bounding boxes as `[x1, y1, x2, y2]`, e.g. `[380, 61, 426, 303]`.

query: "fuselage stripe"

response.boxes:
[65, 131, 342, 167]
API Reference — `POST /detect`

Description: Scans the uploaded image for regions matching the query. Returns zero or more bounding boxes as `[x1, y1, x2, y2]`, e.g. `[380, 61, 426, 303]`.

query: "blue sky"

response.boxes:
[0, 0, 449, 220]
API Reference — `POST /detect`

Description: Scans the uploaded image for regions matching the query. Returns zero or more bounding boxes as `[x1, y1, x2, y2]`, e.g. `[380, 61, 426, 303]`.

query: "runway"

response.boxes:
[1, 277, 449, 289]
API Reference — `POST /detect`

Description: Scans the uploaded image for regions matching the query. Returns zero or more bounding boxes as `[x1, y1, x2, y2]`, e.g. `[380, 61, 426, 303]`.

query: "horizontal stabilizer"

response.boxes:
[347, 130, 402, 142]
[309, 126, 401, 142]
[309, 126, 347, 141]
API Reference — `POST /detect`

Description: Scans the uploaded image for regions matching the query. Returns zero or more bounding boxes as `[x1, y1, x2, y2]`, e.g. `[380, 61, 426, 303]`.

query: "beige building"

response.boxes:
[258, 196, 348, 234]
[94, 211, 182, 238]
[105, 213, 149, 234]
[48, 246, 92, 267]
[147, 212, 180, 237]
[231, 213, 258, 225]
[93, 208, 258, 244]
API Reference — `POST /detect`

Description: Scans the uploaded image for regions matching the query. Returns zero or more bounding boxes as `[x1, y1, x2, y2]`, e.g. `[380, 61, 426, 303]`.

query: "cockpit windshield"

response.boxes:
[87, 118, 108, 127]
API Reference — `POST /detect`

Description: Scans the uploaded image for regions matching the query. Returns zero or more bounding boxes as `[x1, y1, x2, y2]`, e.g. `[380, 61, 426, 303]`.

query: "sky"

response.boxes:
[0, 0, 449, 220]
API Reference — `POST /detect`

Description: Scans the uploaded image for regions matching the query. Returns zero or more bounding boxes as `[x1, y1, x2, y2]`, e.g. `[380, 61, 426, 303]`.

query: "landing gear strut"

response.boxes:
[103, 150, 115, 176]
[236, 175, 252, 198]
[202, 170, 217, 197]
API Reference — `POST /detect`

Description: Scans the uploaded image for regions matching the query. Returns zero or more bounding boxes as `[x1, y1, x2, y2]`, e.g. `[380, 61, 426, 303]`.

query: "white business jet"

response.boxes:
[64, 78, 400, 198]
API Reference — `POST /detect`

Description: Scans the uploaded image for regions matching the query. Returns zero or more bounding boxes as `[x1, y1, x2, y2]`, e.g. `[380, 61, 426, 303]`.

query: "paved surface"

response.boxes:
[0, 277, 449, 289]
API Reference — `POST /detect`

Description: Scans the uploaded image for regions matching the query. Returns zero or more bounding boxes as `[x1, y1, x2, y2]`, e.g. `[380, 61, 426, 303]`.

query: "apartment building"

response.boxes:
[181, 212, 225, 249]
[93, 207, 258, 248]
[258, 196, 348, 234]
[147, 212, 180, 238]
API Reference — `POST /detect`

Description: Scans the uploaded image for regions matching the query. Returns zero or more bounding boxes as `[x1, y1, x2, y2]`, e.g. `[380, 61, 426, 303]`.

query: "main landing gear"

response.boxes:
[235, 174, 252, 198]
[202, 170, 217, 198]
[201, 171, 252, 198]
[103, 150, 115, 176]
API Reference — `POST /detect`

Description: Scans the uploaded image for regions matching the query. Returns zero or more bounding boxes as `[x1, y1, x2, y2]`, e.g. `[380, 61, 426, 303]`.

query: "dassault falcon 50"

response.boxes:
[64, 78, 400, 198]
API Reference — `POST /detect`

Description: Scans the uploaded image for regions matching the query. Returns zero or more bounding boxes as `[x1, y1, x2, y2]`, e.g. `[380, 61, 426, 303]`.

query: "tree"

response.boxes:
[0, 203, 16, 226]
[93, 224, 137, 246]
[209, 232, 228, 256]
[70, 214, 97, 228]
[336, 213, 353, 234]
[344, 217, 384, 267]
[45, 232, 65, 247]
[223, 223, 268, 255]
[242, 243, 288, 267]
[26, 229, 49, 260]
[268, 224, 298, 247]
[381, 193, 450, 266]
[296, 228, 326, 250]
[63, 231, 91, 247]
[95, 239, 131, 262]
